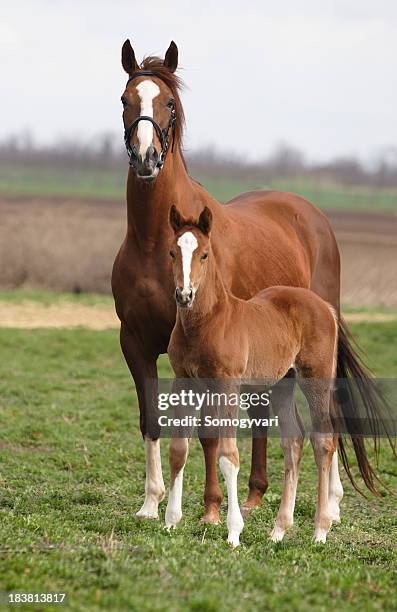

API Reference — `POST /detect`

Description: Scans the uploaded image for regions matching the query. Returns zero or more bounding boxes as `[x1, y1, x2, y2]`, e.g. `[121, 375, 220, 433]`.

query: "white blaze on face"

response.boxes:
[177, 231, 198, 295]
[136, 80, 160, 159]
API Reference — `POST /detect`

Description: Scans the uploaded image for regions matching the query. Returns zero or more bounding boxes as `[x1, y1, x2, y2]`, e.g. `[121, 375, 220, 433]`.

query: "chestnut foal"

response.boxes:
[166, 206, 341, 547]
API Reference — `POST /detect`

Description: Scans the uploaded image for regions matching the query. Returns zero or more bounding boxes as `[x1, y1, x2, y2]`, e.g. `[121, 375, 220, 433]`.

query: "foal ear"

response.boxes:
[169, 205, 184, 232]
[122, 39, 139, 75]
[198, 207, 213, 235]
[164, 41, 178, 73]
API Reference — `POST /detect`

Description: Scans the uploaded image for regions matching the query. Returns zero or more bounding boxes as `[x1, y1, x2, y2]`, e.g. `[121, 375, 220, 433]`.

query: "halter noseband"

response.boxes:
[123, 70, 176, 169]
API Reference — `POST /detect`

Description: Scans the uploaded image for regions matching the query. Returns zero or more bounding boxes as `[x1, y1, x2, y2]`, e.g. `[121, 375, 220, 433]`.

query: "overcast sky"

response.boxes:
[1, 0, 396, 161]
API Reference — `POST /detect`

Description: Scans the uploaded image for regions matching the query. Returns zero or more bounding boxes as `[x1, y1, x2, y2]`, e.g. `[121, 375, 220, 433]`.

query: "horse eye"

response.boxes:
[121, 97, 128, 108]
[201, 253, 208, 260]
[167, 98, 175, 108]
[169, 250, 176, 259]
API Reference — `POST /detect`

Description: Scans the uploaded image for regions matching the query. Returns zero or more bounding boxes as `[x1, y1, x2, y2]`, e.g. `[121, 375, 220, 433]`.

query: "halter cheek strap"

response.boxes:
[123, 71, 177, 168]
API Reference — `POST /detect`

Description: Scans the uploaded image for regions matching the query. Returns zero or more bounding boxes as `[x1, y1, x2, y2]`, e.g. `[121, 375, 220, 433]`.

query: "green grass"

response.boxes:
[0, 318, 396, 610]
[1, 164, 396, 212]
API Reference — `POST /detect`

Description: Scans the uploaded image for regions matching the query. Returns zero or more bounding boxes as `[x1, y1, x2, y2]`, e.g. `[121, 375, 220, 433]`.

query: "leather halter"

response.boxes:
[123, 70, 176, 168]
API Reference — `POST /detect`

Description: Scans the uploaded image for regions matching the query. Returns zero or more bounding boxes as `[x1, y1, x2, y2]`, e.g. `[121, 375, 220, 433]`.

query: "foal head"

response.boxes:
[121, 39, 185, 181]
[169, 205, 213, 308]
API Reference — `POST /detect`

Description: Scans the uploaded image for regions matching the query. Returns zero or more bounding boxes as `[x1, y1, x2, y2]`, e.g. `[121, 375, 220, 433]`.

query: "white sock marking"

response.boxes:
[177, 231, 198, 297]
[136, 438, 165, 519]
[136, 80, 160, 159]
[165, 467, 185, 529]
[328, 450, 343, 522]
[219, 456, 244, 547]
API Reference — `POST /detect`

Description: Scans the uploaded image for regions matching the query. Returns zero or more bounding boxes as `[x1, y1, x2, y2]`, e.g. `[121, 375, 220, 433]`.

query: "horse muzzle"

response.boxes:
[175, 287, 194, 308]
[130, 145, 160, 180]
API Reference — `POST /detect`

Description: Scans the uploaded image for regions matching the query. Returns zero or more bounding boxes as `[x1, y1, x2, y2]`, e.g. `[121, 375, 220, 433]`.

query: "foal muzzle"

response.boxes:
[175, 287, 194, 308]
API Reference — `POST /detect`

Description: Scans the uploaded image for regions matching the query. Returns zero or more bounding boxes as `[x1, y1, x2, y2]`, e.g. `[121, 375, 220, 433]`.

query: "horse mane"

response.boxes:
[138, 56, 186, 161]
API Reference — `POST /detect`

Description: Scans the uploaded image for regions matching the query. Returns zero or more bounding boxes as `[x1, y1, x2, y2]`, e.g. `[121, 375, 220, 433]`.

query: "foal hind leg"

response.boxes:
[301, 379, 337, 542]
[270, 377, 304, 541]
[311, 432, 337, 542]
[328, 448, 343, 523]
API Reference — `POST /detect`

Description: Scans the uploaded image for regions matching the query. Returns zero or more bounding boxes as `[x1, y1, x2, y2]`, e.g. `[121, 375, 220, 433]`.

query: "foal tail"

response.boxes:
[335, 317, 396, 495]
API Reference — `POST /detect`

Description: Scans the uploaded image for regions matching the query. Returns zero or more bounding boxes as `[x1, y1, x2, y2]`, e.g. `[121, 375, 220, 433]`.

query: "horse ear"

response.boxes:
[198, 207, 213, 235]
[122, 39, 139, 75]
[170, 205, 183, 232]
[164, 41, 178, 73]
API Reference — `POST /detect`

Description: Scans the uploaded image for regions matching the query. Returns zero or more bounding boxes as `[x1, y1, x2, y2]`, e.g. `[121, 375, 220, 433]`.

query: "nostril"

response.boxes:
[175, 288, 182, 301]
[188, 289, 193, 300]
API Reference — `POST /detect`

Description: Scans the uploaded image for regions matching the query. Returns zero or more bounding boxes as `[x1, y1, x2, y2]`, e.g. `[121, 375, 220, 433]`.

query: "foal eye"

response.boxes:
[169, 250, 176, 259]
[121, 97, 128, 108]
[201, 253, 208, 260]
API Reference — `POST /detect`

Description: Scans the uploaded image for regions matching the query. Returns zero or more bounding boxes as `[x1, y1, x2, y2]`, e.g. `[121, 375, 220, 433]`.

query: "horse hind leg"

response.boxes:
[200, 437, 223, 524]
[328, 448, 344, 523]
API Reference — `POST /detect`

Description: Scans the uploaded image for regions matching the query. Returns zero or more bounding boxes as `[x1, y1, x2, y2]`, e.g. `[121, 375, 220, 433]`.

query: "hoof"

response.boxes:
[328, 501, 341, 524]
[136, 499, 160, 519]
[228, 533, 240, 548]
[241, 492, 263, 513]
[201, 509, 220, 525]
[270, 525, 286, 542]
[314, 529, 328, 543]
[165, 509, 182, 530]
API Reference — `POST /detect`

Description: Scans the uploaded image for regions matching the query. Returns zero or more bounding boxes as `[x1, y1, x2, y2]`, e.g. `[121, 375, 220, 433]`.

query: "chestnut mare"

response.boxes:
[112, 39, 385, 523]
[167, 205, 340, 546]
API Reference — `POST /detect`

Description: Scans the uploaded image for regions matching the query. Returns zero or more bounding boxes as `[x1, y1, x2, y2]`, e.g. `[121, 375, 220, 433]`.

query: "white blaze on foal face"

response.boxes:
[136, 80, 160, 158]
[177, 231, 198, 297]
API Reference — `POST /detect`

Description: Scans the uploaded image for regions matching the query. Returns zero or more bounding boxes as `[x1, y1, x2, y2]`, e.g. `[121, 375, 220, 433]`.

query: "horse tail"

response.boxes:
[335, 316, 396, 495]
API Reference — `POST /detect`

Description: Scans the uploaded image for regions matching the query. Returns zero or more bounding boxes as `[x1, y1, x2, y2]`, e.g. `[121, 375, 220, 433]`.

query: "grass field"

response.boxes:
[0, 293, 396, 611]
[1, 164, 397, 212]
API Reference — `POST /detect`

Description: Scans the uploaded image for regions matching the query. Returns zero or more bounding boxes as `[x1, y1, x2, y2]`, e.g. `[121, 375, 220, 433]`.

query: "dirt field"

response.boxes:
[0, 300, 395, 329]
[1, 194, 396, 306]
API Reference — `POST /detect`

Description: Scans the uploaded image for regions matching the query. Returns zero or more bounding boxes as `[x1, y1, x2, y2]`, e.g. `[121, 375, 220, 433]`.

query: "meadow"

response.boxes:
[0, 292, 396, 611]
[1, 164, 397, 211]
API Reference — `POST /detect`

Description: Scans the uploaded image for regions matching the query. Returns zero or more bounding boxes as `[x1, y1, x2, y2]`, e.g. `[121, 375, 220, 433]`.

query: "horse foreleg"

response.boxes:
[120, 324, 164, 519]
[165, 437, 189, 528]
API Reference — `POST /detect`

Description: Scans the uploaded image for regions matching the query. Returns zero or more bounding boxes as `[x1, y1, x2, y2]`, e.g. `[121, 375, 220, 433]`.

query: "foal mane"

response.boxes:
[138, 56, 186, 159]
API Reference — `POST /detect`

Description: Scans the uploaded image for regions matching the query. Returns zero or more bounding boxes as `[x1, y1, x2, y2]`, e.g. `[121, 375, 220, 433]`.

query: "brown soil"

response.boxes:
[1, 194, 396, 306]
[0, 301, 395, 330]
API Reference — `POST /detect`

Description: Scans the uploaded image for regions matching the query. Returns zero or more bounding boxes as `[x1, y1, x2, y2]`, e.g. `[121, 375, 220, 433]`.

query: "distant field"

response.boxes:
[1, 164, 396, 212]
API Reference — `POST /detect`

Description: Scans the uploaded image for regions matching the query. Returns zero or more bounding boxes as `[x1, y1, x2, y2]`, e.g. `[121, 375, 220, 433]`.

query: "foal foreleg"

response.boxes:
[165, 437, 189, 529]
[218, 437, 244, 547]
